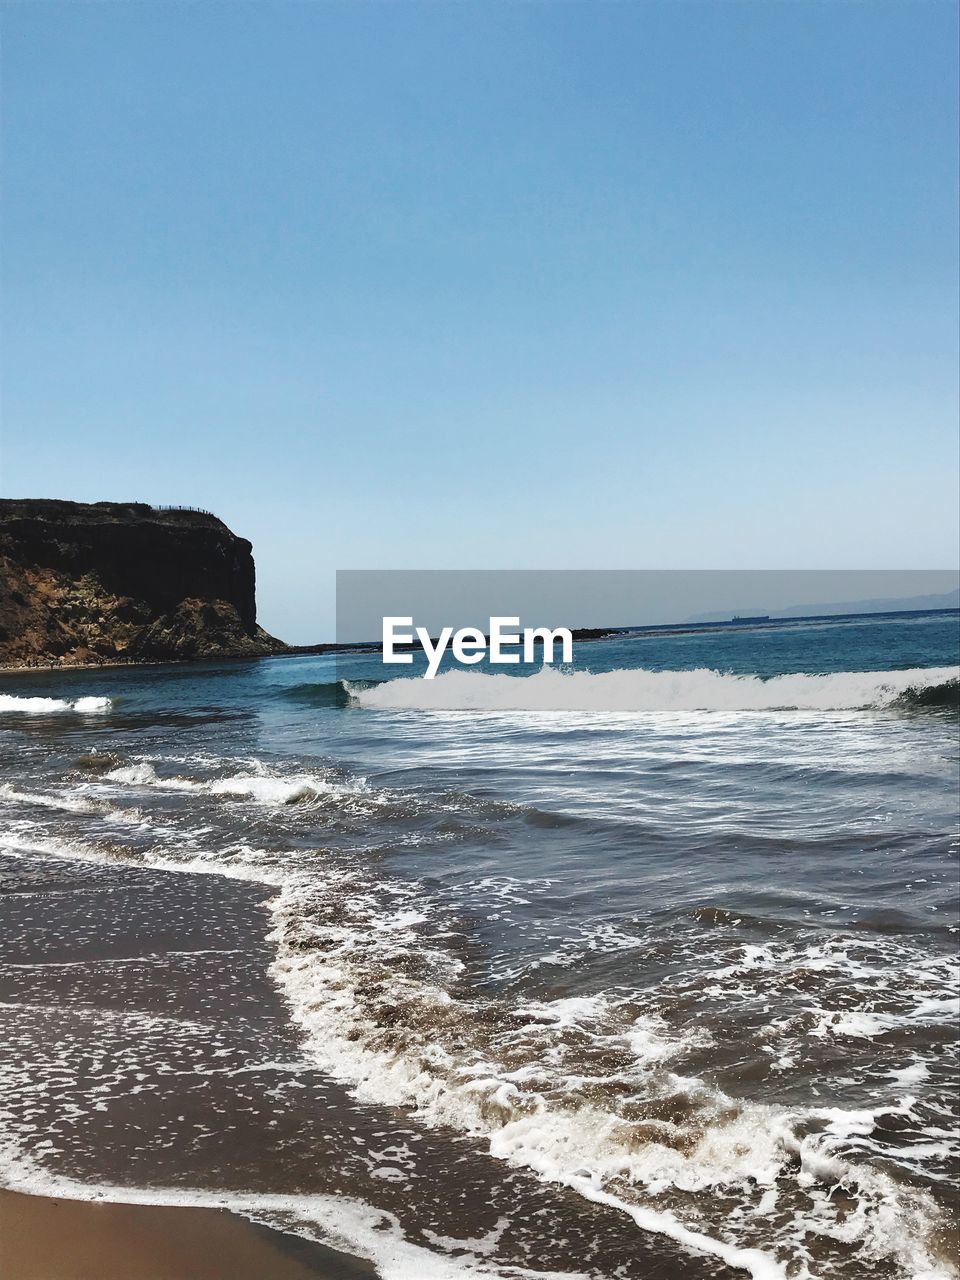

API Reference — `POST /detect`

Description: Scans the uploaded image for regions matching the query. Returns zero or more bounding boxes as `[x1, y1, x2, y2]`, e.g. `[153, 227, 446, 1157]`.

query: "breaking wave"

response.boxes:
[279, 680, 357, 709]
[267, 875, 957, 1280]
[0, 693, 113, 715]
[347, 667, 959, 713]
[101, 760, 365, 806]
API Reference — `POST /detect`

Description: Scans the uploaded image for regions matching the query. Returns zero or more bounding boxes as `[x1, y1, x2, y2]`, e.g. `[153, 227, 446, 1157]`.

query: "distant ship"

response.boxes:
[731, 614, 770, 623]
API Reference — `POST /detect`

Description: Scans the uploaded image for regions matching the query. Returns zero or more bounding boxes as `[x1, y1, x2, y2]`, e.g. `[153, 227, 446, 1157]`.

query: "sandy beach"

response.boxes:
[0, 1189, 376, 1280]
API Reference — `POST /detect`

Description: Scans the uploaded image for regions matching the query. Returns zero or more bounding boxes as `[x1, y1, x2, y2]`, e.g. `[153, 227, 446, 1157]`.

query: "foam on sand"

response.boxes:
[0, 1139, 579, 1280]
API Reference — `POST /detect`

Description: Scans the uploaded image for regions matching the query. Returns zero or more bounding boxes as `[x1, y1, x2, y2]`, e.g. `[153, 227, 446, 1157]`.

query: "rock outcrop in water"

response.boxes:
[0, 499, 287, 666]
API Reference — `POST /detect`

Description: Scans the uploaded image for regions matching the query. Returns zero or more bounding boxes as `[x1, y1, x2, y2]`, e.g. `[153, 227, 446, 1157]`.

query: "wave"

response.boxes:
[102, 761, 363, 806]
[279, 680, 363, 708]
[347, 667, 959, 713]
[268, 879, 955, 1280]
[0, 693, 112, 714]
[95, 757, 585, 836]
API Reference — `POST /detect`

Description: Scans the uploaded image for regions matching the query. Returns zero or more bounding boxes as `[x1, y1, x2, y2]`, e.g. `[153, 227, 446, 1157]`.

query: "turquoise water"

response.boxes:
[332, 608, 960, 682]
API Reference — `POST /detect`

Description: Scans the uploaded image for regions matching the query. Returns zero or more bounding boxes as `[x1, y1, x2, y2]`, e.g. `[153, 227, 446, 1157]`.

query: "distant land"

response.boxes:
[685, 589, 960, 625]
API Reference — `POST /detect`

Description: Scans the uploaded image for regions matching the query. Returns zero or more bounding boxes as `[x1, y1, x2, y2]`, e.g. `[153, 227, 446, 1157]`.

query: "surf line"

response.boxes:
[382, 616, 573, 679]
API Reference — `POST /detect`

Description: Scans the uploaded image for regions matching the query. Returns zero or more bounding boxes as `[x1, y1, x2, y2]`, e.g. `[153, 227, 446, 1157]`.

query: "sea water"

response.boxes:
[0, 610, 957, 1279]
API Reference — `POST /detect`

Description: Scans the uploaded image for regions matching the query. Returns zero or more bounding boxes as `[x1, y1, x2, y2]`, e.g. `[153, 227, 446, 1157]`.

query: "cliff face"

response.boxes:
[0, 500, 287, 666]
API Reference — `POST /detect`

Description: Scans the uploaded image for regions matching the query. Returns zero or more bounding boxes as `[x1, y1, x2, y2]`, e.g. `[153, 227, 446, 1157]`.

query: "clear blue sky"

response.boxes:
[2, 1, 957, 641]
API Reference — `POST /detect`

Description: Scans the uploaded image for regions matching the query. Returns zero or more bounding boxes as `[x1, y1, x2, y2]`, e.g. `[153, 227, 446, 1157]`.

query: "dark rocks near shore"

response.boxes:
[0, 499, 287, 667]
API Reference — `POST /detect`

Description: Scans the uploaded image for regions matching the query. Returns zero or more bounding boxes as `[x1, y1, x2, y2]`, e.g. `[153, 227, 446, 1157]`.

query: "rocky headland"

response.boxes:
[0, 499, 287, 667]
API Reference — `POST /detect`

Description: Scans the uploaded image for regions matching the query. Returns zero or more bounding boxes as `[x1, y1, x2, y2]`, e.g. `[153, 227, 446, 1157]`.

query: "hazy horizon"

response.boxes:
[334, 571, 960, 646]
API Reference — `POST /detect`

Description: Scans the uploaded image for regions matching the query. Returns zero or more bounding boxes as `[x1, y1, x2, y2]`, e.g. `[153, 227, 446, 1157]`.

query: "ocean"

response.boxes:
[0, 610, 957, 1280]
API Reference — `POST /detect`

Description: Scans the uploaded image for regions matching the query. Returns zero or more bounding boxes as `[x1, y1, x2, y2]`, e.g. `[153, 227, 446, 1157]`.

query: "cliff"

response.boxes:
[0, 500, 287, 666]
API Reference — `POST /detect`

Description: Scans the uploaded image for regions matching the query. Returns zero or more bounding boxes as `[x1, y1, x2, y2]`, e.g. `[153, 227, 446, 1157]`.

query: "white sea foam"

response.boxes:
[889, 1063, 931, 1087]
[0, 693, 112, 714]
[348, 666, 959, 712]
[103, 761, 362, 806]
[0, 1137, 577, 1280]
[266, 881, 956, 1280]
[0, 784, 103, 815]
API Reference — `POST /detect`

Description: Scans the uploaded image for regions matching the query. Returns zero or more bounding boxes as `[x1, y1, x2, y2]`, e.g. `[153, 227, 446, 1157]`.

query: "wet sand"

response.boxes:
[0, 1189, 376, 1280]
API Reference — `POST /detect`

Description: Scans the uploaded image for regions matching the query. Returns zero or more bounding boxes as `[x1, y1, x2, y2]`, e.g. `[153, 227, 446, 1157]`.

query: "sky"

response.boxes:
[1, 1, 958, 642]
[337, 571, 960, 642]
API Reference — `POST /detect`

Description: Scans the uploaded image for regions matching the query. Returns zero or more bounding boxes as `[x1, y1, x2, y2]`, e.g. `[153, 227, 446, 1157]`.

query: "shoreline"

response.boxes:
[0, 643, 360, 674]
[0, 765, 747, 1280]
[0, 1188, 377, 1280]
